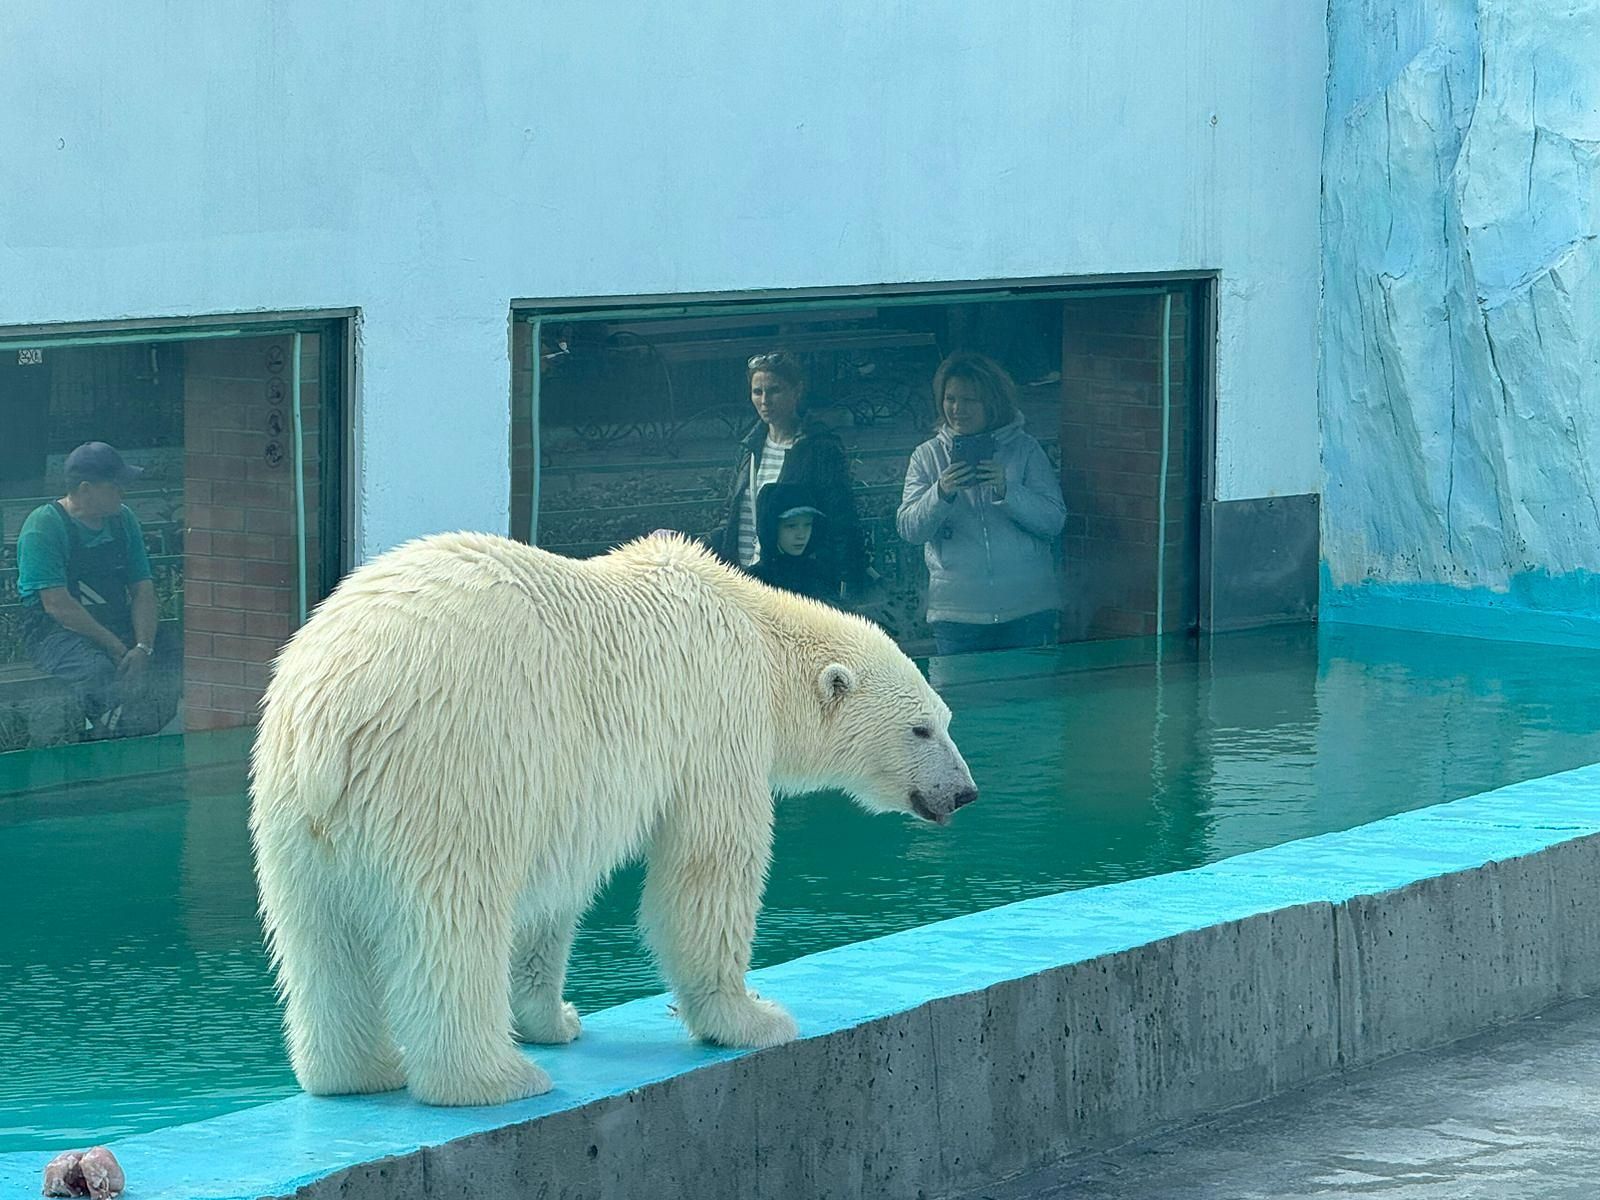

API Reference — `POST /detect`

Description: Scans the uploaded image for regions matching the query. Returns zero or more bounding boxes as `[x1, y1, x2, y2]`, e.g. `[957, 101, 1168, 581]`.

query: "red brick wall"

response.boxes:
[1059, 293, 1196, 640]
[182, 335, 323, 731]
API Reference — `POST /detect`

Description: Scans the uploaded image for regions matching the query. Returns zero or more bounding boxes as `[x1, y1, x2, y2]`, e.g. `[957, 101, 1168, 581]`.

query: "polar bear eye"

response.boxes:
[912, 725, 932, 739]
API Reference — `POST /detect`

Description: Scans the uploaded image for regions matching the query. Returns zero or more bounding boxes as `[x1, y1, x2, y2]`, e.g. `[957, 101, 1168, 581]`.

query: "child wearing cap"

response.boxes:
[748, 482, 837, 604]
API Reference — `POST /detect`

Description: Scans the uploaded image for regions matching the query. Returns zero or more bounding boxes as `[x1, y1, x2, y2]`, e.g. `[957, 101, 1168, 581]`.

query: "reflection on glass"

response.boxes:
[515, 290, 1201, 658]
[1, 332, 336, 754]
[898, 352, 1065, 655]
[709, 351, 866, 605]
[16, 441, 179, 739]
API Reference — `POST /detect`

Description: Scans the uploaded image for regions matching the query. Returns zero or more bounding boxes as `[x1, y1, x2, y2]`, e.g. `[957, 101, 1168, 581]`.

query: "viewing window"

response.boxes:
[512, 283, 1206, 657]
[0, 321, 345, 755]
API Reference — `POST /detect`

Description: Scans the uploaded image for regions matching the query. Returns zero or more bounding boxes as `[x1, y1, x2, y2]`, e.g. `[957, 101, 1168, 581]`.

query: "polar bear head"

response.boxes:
[771, 617, 978, 825]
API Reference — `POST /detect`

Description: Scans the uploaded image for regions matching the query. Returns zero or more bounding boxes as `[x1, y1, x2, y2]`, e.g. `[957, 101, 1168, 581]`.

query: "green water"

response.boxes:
[5, 624, 1600, 1152]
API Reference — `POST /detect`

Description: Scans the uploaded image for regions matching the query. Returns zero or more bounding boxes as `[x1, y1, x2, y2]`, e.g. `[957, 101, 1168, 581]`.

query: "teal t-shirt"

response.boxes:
[16, 503, 153, 608]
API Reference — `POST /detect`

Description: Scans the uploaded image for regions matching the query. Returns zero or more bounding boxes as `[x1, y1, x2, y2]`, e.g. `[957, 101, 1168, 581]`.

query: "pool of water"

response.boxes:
[5, 623, 1600, 1152]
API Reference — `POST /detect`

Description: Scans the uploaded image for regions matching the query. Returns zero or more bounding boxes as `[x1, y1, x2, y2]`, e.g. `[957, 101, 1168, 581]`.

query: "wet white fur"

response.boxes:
[249, 532, 972, 1106]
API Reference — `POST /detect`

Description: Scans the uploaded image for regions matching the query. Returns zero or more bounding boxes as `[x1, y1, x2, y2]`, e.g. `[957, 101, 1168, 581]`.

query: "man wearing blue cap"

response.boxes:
[16, 442, 162, 738]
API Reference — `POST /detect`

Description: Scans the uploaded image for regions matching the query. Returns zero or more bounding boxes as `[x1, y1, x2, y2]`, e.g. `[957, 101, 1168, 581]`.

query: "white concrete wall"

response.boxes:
[0, 1, 1327, 558]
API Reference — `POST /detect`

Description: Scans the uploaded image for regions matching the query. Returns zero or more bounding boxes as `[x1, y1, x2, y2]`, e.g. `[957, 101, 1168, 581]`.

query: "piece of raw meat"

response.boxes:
[78, 1148, 125, 1199]
[40, 1149, 86, 1197]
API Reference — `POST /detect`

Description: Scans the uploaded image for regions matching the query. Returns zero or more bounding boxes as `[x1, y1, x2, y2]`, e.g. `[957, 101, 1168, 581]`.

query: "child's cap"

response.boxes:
[777, 505, 824, 521]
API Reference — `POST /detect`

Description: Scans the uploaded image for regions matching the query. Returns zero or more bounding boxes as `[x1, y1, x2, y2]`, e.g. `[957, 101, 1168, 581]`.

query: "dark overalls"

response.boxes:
[22, 502, 153, 733]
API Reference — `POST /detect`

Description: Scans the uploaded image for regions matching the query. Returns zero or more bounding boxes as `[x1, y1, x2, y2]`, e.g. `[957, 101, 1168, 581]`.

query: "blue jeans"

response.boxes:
[930, 610, 1059, 656]
[27, 622, 173, 736]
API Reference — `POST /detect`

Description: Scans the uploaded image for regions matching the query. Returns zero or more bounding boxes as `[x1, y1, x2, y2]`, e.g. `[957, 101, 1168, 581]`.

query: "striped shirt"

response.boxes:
[737, 438, 791, 566]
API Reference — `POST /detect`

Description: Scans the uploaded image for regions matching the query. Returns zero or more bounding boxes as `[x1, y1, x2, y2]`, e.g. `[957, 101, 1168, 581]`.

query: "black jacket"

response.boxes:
[711, 418, 867, 596]
[748, 481, 837, 604]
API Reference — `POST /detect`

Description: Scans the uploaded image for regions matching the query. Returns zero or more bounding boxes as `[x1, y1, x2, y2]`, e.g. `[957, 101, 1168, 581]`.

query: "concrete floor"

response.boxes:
[961, 996, 1600, 1200]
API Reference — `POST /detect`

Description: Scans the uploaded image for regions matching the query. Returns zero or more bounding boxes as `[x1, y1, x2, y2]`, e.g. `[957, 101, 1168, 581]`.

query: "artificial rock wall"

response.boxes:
[1321, 0, 1600, 635]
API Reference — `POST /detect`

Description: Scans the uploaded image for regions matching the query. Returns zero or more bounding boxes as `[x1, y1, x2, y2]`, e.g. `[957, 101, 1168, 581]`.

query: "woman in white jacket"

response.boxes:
[898, 353, 1067, 655]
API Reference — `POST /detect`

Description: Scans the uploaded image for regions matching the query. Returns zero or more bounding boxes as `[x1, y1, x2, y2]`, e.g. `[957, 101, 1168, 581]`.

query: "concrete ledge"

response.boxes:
[4, 765, 1598, 1199]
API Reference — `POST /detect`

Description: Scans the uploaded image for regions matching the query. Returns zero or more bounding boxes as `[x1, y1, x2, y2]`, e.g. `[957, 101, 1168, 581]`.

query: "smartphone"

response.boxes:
[950, 433, 995, 469]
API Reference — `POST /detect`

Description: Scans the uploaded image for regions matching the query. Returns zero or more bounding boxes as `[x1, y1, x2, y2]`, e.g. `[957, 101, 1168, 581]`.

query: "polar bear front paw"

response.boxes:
[686, 991, 799, 1048]
[513, 999, 581, 1045]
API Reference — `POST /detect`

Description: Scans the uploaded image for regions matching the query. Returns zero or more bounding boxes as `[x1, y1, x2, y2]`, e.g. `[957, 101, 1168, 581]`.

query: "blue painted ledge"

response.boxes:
[4, 763, 1599, 1200]
[1322, 568, 1600, 648]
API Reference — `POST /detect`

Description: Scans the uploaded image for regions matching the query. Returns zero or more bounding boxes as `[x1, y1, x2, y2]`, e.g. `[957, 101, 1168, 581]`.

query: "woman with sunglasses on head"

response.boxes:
[898, 352, 1066, 655]
[710, 351, 866, 604]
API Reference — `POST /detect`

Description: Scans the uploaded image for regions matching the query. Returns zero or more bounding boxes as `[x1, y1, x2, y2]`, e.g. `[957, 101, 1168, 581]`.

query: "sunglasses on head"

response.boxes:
[747, 351, 799, 370]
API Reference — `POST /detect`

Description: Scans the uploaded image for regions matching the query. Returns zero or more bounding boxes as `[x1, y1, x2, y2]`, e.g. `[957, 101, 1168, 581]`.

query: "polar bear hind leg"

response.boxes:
[257, 833, 405, 1097]
[377, 870, 552, 1106]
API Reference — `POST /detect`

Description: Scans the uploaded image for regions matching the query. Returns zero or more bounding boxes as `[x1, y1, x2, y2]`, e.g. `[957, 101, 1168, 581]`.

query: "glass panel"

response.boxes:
[1058, 291, 1201, 640]
[0, 328, 338, 754]
[510, 287, 1203, 659]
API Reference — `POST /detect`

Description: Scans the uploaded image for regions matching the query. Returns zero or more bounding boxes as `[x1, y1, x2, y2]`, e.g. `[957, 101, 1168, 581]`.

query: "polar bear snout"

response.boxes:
[900, 724, 979, 825]
[908, 784, 979, 825]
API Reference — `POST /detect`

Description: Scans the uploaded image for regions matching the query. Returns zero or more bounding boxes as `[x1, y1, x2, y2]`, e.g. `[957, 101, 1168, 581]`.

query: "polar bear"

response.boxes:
[249, 531, 977, 1106]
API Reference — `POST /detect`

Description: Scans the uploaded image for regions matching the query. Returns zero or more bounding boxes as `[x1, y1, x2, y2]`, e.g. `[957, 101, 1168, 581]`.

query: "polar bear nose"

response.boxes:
[908, 786, 978, 824]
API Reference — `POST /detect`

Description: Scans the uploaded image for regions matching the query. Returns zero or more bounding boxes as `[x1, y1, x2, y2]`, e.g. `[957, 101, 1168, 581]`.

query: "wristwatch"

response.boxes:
[135, 643, 154, 657]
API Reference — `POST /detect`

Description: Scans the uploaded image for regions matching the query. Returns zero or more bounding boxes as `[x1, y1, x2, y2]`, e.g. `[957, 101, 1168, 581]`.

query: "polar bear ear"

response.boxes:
[816, 663, 857, 706]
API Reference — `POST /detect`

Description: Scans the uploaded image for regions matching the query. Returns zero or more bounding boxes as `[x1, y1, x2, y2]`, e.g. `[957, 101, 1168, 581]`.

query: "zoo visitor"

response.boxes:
[709, 350, 866, 603]
[15, 441, 167, 739]
[897, 353, 1067, 655]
